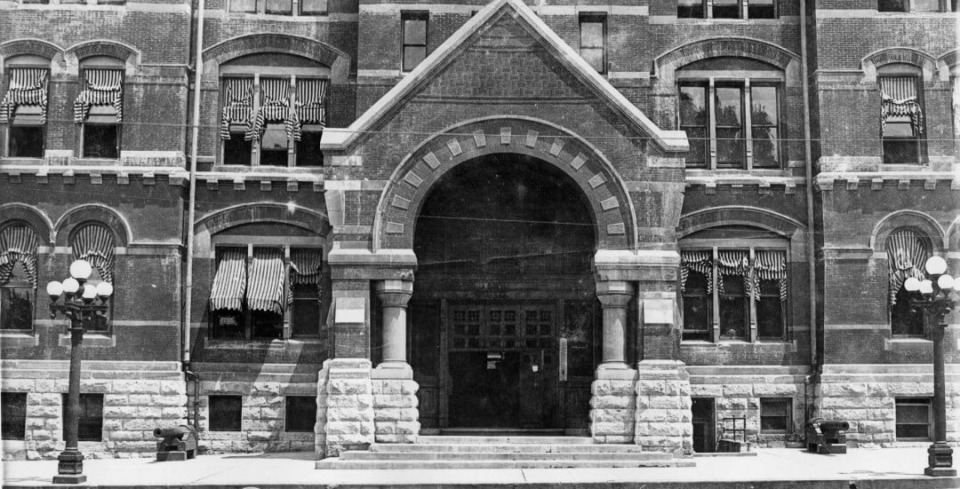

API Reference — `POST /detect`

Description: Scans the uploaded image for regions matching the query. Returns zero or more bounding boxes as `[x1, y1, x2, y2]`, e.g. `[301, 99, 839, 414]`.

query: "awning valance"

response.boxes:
[220, 78, 253, 140]
[0, 68, 48, 125]
[74, 69, 123, 123]
[71, 225, 115, 283]
[886, 230, 928, 305]
[246, 248, 285, 314]
[246, 78, 289, 141]
[287, 78, 328, 141]
[753, 250, 787, 302]
[0, 226, 40, 288]
[880, 77, 922, 134]
[210, 249, 246, 312]
[680, 250, 713, 293]
[288, 248, 322, 303]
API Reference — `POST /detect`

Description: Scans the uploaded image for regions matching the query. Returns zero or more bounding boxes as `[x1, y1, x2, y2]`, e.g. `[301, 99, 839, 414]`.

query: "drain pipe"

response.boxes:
[183, 0, 205, 368]
[799, 0, 820, 416]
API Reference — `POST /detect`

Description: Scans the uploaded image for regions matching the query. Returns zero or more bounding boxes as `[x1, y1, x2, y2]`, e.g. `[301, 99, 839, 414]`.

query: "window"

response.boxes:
[229, 0, 256, 12]
[748, 0, 776, 18]
[679, 80, 781, 169]
[220, 75, 328, 167]
[228, 0, 324, 15]
[62, 394, 103, 442]
[712, 0, 740, 18]
[760, 398, 791, 433]
[579, 14, 606, 73]
[896, 398, 931, 440]
[209, 396, 242, 432]
[0, 224, 40, 331]
[1, 392, 27, 440]
[879, 71, 924, 164]
[886, 229, 929, 336]
[300, 0, 327, 15]
[879, 0, 947, 11]
[2, 57, 49, 158]
[285, 396, 316, 432]
[210, 245, 322, 340]
[265, 0, 292, 14]
[680, 240, 788, 342]
[69, 224, 115, 332]
[678, 0, 777, 19]
[402, 12, 428, 72]
[75, 58, 124, 159]
[677, 0, 705, 18]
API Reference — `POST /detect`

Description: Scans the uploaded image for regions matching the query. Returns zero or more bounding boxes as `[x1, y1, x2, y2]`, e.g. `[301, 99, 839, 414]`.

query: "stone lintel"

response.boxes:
[594, 250, 679, 283]
[328, 249, 417, 280]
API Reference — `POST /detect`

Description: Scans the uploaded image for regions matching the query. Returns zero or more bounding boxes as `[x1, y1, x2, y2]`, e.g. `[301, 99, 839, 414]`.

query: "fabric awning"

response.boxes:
[880, 77, 922, 134]
[288, 248, 322, 303]
[220, 78, 253, 140]
[680, 250, 713, 293]
[287, 78, 328, 141]
[886, 230, 928, 305]
[717, 250, 749, 296]
[0, 68, 48, 125]
[74, 69, 123, 123]
[210, 249, 246, 312]
[72, 225, 115, 283]
[246, 248, 285, 314]
[0, 226, 40, 288]
[246, 78, 289, 141]
[753, 250, 787, 302]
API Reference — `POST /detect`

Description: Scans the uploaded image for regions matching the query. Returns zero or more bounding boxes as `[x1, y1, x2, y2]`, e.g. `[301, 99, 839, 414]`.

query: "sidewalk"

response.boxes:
[3, 448, 959, 489]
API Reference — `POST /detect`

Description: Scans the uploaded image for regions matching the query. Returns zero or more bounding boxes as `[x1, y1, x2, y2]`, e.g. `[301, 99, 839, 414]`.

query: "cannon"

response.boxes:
[806, 418, 849, 454]
[154, 425, 198, 461]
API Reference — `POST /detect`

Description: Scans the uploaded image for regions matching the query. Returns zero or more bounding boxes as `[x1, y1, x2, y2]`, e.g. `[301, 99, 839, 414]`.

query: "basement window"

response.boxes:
[1, 392, 27, 440]
[62, 394, 103, 442]
[209, 395, 243, 432]
[895, 398, 931, 440]
[285, 396, 317, 432]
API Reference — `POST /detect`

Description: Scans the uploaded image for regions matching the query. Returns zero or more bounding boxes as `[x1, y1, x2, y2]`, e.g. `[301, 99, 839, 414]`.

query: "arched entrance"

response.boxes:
[409, 153, 599, 434]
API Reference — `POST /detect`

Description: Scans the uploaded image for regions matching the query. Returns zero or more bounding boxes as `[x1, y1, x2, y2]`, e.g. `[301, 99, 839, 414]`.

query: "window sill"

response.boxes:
[58, 333, 115, 348]
[0, 331, 40, 347]
[884, 336, 931, 350]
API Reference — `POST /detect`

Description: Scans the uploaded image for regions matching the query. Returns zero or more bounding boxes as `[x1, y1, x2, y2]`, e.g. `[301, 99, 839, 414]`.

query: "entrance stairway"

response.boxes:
[315, 436, 694, 469]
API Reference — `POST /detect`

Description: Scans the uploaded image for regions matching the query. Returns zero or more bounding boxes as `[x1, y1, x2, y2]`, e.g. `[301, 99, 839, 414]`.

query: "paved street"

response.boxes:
[3, 447, 960, 489]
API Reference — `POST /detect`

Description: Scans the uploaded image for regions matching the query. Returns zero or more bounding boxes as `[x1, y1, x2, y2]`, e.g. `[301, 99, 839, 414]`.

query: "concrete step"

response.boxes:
[369, 443, 645, 454]
[417, 436, 593, 445]
[340, 451, 666, 461]
[316, 458, 691, 470]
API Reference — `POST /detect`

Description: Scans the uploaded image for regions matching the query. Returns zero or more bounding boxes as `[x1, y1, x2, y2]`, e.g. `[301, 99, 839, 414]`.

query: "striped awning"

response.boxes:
[753, 250, 787, 302]
[288, 248, 322, 303]
[717, 250, 749, 296]
[287, 78, 328, 141]
[220, 78, 253, 140]
[886, 230, 928, 305]
[246, 248, 285, 314]
[246, 78, 289, 142]
[680, 250, 713, 293]
[0, 68, 48, 125]
[0, 226, 40, 288]
[71, 225, 115, 283]
[210, 249, 246, 312]
[74, 69, 123, 123]
[880, 77, 922, 134]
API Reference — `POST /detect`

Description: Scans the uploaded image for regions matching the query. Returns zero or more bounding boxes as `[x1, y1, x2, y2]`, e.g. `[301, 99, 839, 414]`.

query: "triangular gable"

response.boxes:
[321, 0, 688, 154]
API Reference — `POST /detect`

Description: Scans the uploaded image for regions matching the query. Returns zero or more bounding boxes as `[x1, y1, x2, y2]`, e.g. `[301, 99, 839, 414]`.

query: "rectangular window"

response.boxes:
[891, 287, 924, 336]
[285, 396, 317, 432]
[209, 395, 242, 432]
[760, 398, 791, 433]
[579, 14, 606, 74]
[1, 263, 33, 331]
[879, 0, 907, 10]
[62, 394, 103, 442]
[679, 83, 709, 168]
[78, 69, 122, 159]
[677, 0, 705, 18]
[229, 0, 257, 13]
[4, 68, 48, 158]
[712, 0, 740, 18]
[20, 0, 50, 4]
[259, 123, 289, 166]
[265, 0, 292, 14]
[895, 398, 931, 440]
[880, 76, 923, 164]
[682, 271, 711, 341]
[300, 0, 327, 15]
[719, 274, 748, 339]
[1, 392, 27, 440]
[291, 283, 320, 337]
[748, 0, 776, 18]
[751, 85, 779, 167]
[911, 0, 940, 10]
[402, 12, 428, 72]
[296, 127, 324, 166]
[757, 279, 784, 338]
[715, 84, 745, 168]
[223, 131, 253, 166]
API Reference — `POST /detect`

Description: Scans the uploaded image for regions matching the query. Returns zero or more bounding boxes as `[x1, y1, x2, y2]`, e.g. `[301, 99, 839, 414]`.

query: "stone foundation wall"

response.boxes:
[589, 369, 637, 444]
[320, 359, 375, 457]
[634, 361, 693, 454]
[371, 378, 420, 444]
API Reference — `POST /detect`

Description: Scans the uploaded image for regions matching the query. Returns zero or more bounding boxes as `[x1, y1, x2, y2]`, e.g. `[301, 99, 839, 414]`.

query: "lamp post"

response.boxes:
[903, 255, 959, 477]
[46, 259, 113, 485]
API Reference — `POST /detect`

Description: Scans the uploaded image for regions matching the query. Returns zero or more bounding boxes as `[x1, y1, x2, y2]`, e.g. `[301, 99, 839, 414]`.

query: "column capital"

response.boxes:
[376, 279, 414, 307]
[596, 280, 634, 308]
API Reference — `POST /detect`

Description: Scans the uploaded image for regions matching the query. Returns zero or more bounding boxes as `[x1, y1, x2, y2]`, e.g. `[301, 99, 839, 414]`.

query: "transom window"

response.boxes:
[228, 0, 327, 15]
[1, 56, 50, 158]
[679, 77, 782, 169]
[879, 0, 955, 12]
[879, 66, 925, 164]
[402, 12, 429, 72]
[219, 67, 328, 167]
[209, 244, 323, 340]
[678, 0, 776, 19]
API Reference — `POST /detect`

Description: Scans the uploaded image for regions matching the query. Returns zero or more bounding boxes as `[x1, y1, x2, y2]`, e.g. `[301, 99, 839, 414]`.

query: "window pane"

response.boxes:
[912, 0, 940, 10]
[83, 124, 119, 159]
[209, 396, 242, 431]
[0, 288, 33, 331]
[1, 393, 27, 440]
[680, 85, 708, 126]
[581, 48, 605, 73]
[762, 399, 789, 416]
[715, 87, 742, 126]
[752, 127, 779, 167]
[265, 0, 291, 14]
[224, 131, 252, 166]
[403, 46, 427, 72]
[685, 127, 709, 167]
[260, 123, 288, 166]
[712, 0, 739, 18]
[252, 310, 283, 339]
[897, 424, 929, 438]
[719, 275, 748, 339]
[403, 19, 427, 45]
[8, 126, 44, 158]
[285, 396, 317, 432]
[300, 0, 326, 14]
[883, 117, 915, 137]
[678, 0, 704, 18]
[580, 21, 604, 48]
[296, 130, 324, 167]
[897, 404, 929, 424]
[716, 128, 745, 168]
[214, 310, 244, 339]
[230, 0, 256, 12]
[683, 272, 710, 340]
[891, 287, 923, 335]
[883, 139, 920, 164]
[63, 394, 103, 442]
[292, 283, 320, 337]
[757, 280, 783, 338]
[751, 86, 777, 125]
[878, 0, 907, 11]
[748, 0, 775, 18]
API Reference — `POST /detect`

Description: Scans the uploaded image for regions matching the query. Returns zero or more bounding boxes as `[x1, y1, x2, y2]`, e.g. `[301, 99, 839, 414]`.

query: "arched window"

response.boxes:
[0, 223, 40, 331]
[878, 63, 925, 164]
[74, 56, 124, 159]
[886, 229, 929, 336]
[1, 55, 50, 158]
[70, 223, 115, 331]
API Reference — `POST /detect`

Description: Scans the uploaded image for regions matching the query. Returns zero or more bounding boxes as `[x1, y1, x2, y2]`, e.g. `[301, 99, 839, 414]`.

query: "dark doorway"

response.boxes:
[692, 397, 716, 452]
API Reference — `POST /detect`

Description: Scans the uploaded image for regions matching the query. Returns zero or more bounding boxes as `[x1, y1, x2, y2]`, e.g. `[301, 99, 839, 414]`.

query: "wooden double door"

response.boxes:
[446, 303, 562, 430]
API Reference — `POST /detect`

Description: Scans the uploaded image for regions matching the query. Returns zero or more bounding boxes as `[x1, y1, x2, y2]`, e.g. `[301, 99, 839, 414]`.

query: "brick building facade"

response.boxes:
[0, 0, 956, 461]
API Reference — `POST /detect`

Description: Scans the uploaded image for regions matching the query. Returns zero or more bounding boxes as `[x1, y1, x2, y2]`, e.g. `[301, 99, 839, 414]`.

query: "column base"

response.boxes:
[925, 442, 956, 477]
[372, 361, 414, 380]
[52, 474, 87, 484]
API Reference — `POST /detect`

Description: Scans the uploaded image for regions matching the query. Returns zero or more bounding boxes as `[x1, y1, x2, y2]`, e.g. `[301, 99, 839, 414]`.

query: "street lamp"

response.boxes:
[46, 259, 113, 484]
[903, 255, 959, 477]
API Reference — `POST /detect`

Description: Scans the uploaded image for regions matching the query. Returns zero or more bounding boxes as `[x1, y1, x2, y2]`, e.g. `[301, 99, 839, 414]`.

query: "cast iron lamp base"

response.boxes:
[925, 442, 956, 477]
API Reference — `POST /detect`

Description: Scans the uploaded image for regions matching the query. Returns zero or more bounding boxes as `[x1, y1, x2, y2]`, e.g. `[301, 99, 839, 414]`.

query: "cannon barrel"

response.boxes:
[154, 425, 192, 439]
[819, 421, 850, 432]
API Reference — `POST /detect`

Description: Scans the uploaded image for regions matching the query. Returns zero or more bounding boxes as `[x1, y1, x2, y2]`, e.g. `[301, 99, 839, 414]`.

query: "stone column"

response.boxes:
[372, 279, 419, 444]
[590, 280, 637, 443]
[375, 279, 413, 370]
[597, 281, 633, 370]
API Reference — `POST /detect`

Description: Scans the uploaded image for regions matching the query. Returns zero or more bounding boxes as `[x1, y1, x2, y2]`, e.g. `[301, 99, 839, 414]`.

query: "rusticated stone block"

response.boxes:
[374, 394, 418, 408]
[592, 380, 634, 397]
[590, 395, 634, 409]
[327, 408, 374, 423]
